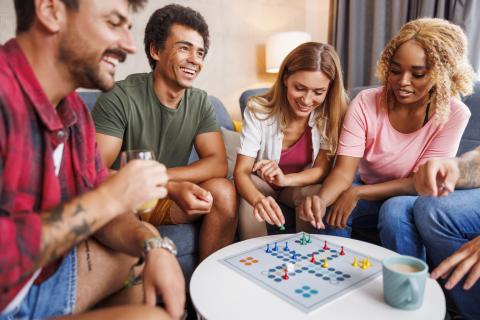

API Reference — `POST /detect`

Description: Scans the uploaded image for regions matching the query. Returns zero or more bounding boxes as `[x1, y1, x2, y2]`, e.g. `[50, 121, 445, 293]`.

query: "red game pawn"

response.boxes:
[310, 252, 316, 263]
[340, 246, 345, 256]
[323, 240, 330, 250]
[283, 268, 289, 280]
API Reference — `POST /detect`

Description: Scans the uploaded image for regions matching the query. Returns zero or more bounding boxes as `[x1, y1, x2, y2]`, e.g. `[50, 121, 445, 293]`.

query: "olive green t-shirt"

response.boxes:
[92, 72, 218, 169]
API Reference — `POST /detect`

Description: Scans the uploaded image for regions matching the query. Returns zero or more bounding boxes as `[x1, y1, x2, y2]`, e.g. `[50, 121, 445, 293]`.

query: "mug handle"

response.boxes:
[398, 278, 419, 307]
[407, 278, 419, 303]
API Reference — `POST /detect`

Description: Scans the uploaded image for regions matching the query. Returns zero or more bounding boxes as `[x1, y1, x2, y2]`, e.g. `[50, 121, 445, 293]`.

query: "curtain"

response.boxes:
[332, 0, 480, 92]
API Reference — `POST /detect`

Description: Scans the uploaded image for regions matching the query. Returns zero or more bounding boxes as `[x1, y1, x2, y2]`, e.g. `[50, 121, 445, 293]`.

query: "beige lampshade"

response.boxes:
[265, 31, 312, 73]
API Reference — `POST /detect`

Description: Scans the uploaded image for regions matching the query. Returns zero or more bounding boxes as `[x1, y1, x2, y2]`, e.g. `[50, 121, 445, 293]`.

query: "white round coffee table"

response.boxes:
[190, 234, 445, 320]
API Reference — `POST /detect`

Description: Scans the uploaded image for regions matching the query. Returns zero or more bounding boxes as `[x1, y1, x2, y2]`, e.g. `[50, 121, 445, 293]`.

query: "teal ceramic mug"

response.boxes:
[382, 255, 428, 310]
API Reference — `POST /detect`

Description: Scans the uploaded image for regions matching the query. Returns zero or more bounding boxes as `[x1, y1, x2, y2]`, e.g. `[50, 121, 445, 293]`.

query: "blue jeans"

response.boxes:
[0, 248, 77, 320]
[318, 178, 424, 258]
[414, 189, 480, 320]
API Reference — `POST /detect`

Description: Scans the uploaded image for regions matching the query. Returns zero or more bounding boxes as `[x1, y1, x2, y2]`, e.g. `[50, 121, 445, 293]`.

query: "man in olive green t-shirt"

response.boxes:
[92, 4, 237, 261]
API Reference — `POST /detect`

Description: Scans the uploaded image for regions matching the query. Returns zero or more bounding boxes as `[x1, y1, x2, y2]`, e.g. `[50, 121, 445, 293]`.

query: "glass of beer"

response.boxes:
[120, 149, 159, 216]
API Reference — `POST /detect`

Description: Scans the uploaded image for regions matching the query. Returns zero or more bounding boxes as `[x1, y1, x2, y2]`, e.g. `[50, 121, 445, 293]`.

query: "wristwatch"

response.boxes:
[143, 236, 178, 257]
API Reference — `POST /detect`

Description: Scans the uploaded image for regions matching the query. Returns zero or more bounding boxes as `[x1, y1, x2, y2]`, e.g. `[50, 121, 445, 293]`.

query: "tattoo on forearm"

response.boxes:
[458, 148, 480, 188]
[71, 218, 91, 236]
[37, 202, 95, 271]
[85, 240, 93, 272]
[73, 204, 85, 216]
[43, 204, 65, 223]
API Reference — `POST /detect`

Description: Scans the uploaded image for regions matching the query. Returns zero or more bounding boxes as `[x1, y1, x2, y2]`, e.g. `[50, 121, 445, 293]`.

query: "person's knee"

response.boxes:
[203, 178, 237, 219]
[378, 197, 415, 233]
[136, 306, 172, 320]
[413, 196, 445, 235]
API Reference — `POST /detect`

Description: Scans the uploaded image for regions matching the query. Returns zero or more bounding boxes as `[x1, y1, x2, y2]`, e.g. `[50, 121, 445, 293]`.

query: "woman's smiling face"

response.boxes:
[387, 40, 433, 107]
[284, 70, 330, 119]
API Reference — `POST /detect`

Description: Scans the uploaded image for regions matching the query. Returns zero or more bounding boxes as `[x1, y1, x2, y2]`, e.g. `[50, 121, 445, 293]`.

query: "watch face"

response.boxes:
[144, 237, 177, 256]
[163, 237, 178, 255]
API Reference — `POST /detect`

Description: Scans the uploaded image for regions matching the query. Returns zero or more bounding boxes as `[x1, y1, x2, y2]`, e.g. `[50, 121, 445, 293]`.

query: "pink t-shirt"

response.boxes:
[337, 87, 471, 184]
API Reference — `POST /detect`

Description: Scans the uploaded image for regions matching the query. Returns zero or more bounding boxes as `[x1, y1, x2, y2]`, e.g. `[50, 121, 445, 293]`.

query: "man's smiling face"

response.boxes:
[151, 23, 205, 91]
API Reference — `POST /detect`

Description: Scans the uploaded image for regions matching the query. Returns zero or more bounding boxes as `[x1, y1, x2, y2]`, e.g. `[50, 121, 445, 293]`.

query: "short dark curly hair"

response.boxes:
[14, 0, 146, 33]
[144, 4, 210, 70]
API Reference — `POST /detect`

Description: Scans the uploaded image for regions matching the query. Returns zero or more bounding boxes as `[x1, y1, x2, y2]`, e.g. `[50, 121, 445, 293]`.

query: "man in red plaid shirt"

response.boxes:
[0, 1, 185, 319]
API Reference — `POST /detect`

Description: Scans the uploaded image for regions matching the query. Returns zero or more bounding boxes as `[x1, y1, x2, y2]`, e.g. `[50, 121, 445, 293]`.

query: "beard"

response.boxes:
[58, 32, 116, 92]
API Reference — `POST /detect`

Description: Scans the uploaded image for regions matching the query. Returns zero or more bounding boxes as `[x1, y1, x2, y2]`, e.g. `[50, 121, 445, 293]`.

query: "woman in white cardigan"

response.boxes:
[234, 42, 349, 239]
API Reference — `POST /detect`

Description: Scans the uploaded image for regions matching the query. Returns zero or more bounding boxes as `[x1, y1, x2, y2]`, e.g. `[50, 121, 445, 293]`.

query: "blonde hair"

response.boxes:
[376, 18, 475, 124]
[248, 42, 349, 158]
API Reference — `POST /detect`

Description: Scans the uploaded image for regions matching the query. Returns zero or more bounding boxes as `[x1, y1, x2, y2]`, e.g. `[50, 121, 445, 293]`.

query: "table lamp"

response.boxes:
[265, 31, 312, 73]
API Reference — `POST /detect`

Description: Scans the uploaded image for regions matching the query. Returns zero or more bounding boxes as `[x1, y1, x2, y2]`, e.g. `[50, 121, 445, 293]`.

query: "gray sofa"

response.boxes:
[239, 83, 480, 243]
[78, 90, 234, 285]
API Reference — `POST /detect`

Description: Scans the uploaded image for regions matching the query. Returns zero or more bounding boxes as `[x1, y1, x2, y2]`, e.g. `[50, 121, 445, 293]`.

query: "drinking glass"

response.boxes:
[120, 149, 159, 215]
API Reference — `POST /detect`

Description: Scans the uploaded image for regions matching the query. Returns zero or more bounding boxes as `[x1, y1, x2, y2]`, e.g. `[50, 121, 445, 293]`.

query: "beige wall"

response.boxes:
[0, 0, 330, 120]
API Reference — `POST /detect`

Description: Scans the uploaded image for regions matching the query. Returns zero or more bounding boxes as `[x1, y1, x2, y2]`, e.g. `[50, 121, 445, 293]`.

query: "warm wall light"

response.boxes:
[265, 31, 312, 73]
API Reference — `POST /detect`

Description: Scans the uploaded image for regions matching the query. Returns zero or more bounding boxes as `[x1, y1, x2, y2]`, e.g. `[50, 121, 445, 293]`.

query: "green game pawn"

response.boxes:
[279, 224, 285, 231]
[306, 234, 312, 244]
[300, 233, 307, 245]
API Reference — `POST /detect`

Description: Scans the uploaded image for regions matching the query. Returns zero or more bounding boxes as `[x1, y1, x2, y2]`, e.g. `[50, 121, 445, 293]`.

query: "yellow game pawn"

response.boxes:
[322, 258, 329, 268]
[365, 256, 371, 267]
[352, 257, 358, 267]
[360, 260, 368, 270]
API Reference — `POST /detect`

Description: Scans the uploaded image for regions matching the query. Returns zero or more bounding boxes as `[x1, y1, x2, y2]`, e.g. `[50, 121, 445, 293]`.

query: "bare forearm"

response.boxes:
[355, 177, 416, 201]
[38, 187, 121, 269]
[284, 166, 330, 187]
[235, 172, 266, 206]
[457, 147, 480, 188]
[318, 170, 353, 206]
[168, 156, 227, 183]
[94, 213, 159, 257]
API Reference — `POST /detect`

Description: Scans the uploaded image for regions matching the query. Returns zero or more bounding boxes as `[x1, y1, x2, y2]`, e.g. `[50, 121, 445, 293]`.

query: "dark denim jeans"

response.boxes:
[414, 189, 480, 320]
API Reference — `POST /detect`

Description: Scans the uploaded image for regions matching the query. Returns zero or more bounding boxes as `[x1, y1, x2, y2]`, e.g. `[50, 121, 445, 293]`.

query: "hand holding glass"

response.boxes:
[120, 150, 159, 214]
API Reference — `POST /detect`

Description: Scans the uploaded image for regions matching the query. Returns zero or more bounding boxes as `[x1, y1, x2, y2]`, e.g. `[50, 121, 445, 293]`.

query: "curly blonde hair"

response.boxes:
[248, 42, 349, 158]
[376, 18, 476, 124]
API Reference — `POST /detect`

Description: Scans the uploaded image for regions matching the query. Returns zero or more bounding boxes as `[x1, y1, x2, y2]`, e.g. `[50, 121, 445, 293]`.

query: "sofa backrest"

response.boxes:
[239, 87, 269, 118]
[77, 90, 234, 131]
[458, 82, 480, 155]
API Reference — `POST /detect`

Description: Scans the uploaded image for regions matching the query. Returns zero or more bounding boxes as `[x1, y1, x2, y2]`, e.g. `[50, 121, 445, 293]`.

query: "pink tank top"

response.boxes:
[279, 126, 313, 174]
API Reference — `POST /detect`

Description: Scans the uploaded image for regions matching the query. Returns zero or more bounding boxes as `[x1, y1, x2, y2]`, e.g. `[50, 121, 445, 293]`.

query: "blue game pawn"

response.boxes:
[265, 244, 271, 253]
[273, 242, 278, 252]
[284, 242, 289, 252]
[291, 251, 297, 261]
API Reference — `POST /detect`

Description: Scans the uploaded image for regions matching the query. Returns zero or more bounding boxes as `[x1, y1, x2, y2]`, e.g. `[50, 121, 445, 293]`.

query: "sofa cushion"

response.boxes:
[221, 127, 240, 180]
[458, 82, 480, 155]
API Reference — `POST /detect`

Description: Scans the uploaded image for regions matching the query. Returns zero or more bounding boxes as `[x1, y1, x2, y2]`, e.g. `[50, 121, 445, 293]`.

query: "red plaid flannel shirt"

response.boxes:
[0, 39, 108, 311]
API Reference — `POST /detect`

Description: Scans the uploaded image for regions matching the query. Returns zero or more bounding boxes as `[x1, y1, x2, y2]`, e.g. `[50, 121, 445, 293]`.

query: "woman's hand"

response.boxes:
[296, 195, 327, 229]
[253, 160, 289, 187]
[326, 186, 359, 228]
[252, 196, 285, 227]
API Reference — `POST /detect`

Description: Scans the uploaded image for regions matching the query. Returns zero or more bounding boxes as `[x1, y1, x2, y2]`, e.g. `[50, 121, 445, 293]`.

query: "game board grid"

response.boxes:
[220, 233, 382, 314]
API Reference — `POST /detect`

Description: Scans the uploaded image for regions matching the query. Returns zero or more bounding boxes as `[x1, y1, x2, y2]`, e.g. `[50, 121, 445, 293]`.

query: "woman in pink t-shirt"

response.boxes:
[234, 42, 349, 240]
[297, 18, 475, 258]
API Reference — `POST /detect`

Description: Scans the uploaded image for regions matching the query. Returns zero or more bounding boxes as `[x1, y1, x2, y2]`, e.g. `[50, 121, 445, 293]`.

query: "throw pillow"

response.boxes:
[221, 127, 241, 180]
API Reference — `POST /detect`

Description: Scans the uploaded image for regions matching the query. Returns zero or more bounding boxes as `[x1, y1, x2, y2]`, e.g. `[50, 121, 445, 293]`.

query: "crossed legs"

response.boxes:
[70, 232, 171, 319]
